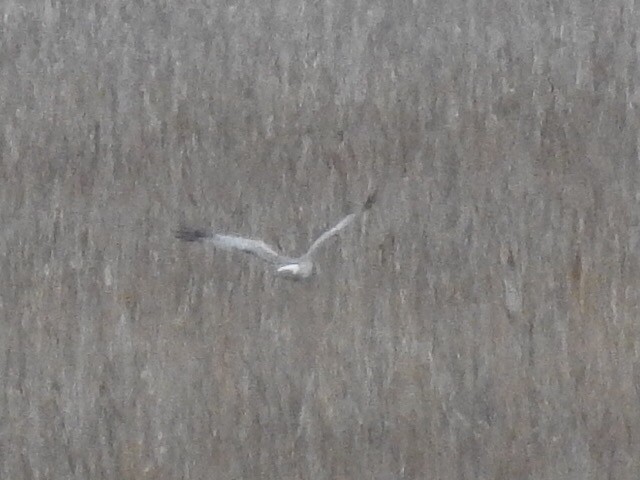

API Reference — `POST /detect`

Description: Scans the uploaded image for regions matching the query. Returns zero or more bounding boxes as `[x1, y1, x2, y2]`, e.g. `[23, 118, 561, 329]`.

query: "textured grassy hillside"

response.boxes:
[2, 1, 640, 478]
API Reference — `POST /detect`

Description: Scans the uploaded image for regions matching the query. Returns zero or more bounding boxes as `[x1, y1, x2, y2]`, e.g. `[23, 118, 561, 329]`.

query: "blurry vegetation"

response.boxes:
[2, 0, 640, 478]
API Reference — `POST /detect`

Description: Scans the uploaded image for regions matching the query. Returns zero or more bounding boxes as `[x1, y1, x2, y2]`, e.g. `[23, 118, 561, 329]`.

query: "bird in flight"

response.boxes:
[175, 191, 376, 279]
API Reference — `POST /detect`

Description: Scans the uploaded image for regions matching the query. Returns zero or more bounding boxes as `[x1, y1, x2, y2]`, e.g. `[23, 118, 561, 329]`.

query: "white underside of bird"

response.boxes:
[176, 192, 375, 280]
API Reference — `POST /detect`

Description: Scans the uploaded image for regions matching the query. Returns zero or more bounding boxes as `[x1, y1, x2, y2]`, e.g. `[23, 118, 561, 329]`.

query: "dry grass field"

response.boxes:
[2, 0, 640, 478]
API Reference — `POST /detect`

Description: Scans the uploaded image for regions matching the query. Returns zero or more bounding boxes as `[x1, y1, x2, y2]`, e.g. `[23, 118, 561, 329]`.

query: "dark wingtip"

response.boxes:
[362, 188, 378, 211]
[174, 227, 211, 242]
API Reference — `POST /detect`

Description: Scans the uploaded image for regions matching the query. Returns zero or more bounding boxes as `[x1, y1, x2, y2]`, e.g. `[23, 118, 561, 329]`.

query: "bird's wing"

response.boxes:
[304, 189, 377, 257]
[175, 228, 292, 265]
[212, 234, 293, 264]
[305, 213, 357, 256]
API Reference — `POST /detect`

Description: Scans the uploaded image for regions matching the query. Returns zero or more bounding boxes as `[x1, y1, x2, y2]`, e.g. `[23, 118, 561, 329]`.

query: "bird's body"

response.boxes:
[175, 192, 375, 280]
[276, 260, 314, 279]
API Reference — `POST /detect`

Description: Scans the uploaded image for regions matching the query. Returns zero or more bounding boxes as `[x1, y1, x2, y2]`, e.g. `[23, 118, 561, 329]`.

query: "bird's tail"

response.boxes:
[174, 227, 213, 242]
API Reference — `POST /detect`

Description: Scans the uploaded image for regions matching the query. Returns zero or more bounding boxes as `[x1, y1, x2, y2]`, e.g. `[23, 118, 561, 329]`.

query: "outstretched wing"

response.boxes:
[305, 213, 357, 256]
[305, 189, 377, 257]
[175, 228, 292, 265]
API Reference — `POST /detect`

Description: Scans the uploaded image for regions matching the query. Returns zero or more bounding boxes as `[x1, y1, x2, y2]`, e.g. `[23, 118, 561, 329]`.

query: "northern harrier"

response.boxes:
[175, 191, 376, 279]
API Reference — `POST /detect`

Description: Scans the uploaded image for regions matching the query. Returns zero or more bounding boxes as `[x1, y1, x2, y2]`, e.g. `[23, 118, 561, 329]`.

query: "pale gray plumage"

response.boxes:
[175, 191, 376, 279]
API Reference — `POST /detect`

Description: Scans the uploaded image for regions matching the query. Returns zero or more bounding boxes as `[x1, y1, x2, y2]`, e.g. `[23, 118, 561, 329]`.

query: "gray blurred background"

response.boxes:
[2, 0, 640, 478]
